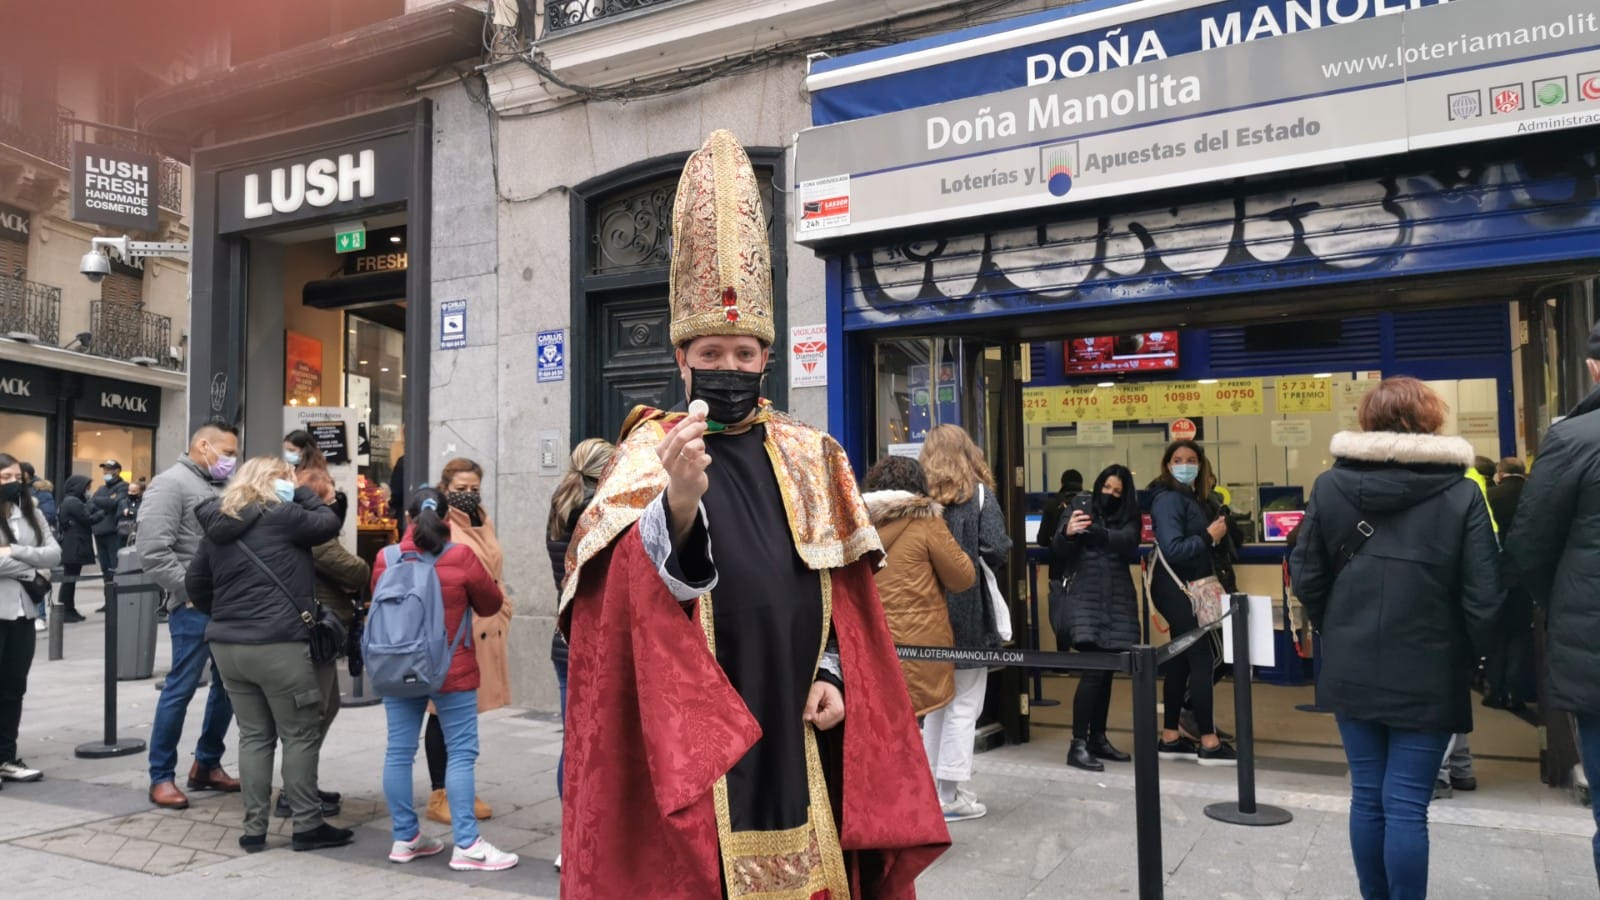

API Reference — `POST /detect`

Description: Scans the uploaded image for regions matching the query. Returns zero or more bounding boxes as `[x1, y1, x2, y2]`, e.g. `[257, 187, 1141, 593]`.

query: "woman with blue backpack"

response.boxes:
[370, 487, 516, 872]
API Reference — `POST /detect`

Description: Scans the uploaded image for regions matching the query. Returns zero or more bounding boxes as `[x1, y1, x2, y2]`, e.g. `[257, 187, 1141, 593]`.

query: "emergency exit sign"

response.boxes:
[335, 224, 366, 253]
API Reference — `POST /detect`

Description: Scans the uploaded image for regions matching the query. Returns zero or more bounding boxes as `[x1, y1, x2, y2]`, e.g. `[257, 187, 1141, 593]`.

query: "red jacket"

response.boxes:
[371, 534, 504, 694]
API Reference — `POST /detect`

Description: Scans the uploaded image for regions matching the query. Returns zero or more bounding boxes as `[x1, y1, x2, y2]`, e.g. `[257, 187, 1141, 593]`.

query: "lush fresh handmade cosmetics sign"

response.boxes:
[794, 0, 1600, 243]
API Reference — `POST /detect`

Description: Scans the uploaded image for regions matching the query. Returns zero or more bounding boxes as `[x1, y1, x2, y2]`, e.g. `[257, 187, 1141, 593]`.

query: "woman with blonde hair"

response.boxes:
[186, 456, 344, 853]
[421, 457, 511, 825]
[544, 437, 613, 871]
[919, 424, 1011, 822]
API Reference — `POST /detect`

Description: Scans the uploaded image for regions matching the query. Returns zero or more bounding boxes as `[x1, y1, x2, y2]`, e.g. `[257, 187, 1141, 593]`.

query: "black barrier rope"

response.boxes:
[897, 597, 1288, 899]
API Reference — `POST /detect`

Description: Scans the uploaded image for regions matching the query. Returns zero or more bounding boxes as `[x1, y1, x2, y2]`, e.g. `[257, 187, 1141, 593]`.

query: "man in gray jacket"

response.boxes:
[140, 422, 241, 810]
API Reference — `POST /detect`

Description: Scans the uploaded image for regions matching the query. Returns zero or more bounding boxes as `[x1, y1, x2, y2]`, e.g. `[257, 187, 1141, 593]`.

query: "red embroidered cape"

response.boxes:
[559, 526, 950, 899]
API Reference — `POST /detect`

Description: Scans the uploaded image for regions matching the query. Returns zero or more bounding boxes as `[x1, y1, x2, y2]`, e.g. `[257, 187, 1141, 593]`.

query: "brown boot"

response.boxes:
[474, 796, 492, 820]
[149, 781, 190, 809]
[425, 788, 451, 824]
[187, 762, 241, 793]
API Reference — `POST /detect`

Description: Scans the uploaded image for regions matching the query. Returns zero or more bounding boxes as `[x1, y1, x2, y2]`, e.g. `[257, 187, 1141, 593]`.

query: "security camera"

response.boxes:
[80, 251, 110, 284]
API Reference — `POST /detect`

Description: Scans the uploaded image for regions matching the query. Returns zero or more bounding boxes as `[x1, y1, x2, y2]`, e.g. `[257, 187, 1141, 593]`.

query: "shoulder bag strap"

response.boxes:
[237, 538, 317, 627]
[1323, 491, 1377, 580]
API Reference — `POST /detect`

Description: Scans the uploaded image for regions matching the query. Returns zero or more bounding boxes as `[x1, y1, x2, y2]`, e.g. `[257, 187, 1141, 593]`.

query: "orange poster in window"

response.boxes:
[285, 331, 323, 406]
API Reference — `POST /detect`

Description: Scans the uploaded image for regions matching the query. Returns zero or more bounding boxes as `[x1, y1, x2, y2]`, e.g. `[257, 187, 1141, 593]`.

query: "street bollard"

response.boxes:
[343, 670, 382, 708]
[46, 572, 64, 662]
[74, 580, 148, 759]
[1204, 594, 1293, 827]
[1131, 643, 1164, 900]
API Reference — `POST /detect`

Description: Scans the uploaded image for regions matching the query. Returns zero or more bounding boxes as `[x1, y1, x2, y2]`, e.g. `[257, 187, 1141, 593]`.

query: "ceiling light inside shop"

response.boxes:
[381, 368, 389, 373]
[359, 360, 368, 365]
[1313, 373, 1333, 378]
[389, 235, 402, 244]
[1199, 379, 1218, 384]
[1097, 382, 1114, 388]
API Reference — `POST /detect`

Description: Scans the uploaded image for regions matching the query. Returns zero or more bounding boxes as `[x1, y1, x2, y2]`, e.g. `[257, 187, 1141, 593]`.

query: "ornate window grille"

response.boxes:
[0, 278, 60, 345]
[90, 301, 178, 369]
[546, 0, 684, 33]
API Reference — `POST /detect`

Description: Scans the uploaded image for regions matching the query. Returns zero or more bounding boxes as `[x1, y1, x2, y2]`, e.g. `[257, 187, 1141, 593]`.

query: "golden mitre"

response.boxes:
[668, 130, 774, 347]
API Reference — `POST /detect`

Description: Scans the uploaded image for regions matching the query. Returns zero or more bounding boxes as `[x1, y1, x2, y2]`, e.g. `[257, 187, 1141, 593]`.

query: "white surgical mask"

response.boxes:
[284, 451, 302, 467]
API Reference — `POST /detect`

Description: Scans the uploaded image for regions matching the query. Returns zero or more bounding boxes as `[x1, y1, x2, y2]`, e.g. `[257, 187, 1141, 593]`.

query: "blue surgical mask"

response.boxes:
[1170, 463, 1200, 486]
[284, 451, 301, 467]
[272, 479, 296, 503]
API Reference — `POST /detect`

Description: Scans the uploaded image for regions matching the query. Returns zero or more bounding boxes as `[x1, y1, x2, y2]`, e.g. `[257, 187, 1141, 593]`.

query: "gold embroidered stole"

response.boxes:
[699, 572, 851, 900]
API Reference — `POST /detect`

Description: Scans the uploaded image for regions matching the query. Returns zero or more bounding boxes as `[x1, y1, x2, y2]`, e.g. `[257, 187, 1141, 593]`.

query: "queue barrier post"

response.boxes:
[1131, 643, 1164, 900]
[74, 579, 148, 759]
[1203, 593, 1293, 827]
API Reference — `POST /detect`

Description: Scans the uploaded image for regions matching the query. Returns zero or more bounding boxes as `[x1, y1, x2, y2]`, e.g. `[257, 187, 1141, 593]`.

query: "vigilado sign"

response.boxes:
[244, 150, 376, 220]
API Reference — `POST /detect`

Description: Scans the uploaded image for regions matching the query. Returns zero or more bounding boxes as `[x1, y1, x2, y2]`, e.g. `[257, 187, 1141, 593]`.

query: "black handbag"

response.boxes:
[236, 540, 347, 664]
[20, 572, 50, 605]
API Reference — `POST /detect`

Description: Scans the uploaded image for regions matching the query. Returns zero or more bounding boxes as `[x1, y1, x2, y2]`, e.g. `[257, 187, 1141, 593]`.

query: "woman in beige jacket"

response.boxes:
[423, 458, 513, 824]
[861, 455, 975, 717]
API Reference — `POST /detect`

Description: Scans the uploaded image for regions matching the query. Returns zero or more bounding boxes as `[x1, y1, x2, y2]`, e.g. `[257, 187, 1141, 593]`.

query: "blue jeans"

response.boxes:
[385, 689, 480, 848]
[1337, 716, 1452, 900]
[1575, 713, 1600, 886]
[554, 657, 568, 799]
[148, 605, 233, 785]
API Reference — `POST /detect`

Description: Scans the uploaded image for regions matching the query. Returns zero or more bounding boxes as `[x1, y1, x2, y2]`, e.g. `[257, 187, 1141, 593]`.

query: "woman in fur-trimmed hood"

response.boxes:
[1290, 376, 1502, 900]
[862, 456, 975, 717]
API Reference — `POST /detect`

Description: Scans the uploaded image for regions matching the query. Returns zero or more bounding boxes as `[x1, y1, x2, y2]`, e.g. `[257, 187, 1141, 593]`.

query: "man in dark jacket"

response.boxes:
[1508, 323, 1600, 884]
[1038, 469, 1083, 585]
[1484, 458, 1530, 711]
[89, 459, 129, 583]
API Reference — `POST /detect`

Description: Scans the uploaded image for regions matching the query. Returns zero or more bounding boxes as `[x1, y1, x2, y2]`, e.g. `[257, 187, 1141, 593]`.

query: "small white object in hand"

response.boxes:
[689, 399, 709, 418]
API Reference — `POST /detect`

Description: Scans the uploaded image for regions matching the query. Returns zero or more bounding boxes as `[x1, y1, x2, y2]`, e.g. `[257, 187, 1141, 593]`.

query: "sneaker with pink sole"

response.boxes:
[389, 833, 447, 864]
[450, 838, 519, 871]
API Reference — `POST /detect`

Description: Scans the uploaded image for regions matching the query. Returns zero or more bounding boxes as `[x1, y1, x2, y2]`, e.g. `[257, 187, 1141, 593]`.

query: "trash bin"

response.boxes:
[115, 546, 161, 681]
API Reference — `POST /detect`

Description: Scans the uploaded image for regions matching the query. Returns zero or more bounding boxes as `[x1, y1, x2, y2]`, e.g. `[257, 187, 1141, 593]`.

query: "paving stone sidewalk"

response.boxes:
[3, 608, 1597, 898]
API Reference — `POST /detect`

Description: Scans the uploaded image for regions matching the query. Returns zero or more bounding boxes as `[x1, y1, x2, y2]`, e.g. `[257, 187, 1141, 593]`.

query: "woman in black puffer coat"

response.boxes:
[55, 475, 96, 622]
[1049, 464, 1139, 771]
[1291, 377, 1501, 900]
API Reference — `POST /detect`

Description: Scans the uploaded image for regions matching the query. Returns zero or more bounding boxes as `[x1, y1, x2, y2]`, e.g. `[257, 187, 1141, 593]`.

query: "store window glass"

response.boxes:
[1024, 371, 1501, 544]
[872, 337, 994, 459]
[0, 412, 47, 473]
[345, 315, 405, 513]
[72, 421, 154, 481]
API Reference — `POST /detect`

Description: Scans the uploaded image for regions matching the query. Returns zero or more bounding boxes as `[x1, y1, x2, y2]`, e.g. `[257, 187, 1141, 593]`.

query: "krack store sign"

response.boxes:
[75, 374, 161, 428]
[217, 132, 412, 234]
[0, 362, 58, 416]
[0, 202, 30, 242]
[72, 142, 160, 232]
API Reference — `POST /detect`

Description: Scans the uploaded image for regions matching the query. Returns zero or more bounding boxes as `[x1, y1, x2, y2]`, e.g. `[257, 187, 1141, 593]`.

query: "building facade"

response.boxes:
[0, 30, 194, 486]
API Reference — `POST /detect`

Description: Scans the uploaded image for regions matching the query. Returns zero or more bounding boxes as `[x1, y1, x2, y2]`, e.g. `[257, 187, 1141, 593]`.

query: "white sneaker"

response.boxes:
[941, 793, 986, 822]
[0, 759, 41, 782]
[33, 619, 44, 633]
[389, 832, 446, 863]
[450, 838, 519, 871]
[554, 851, 562, 871]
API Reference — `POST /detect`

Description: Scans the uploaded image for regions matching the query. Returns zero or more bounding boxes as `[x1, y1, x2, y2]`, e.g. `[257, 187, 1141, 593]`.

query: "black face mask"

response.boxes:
[689, 367, 764, 427]
[447, 490, 482, 520]
[0, 483, 21, 504]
